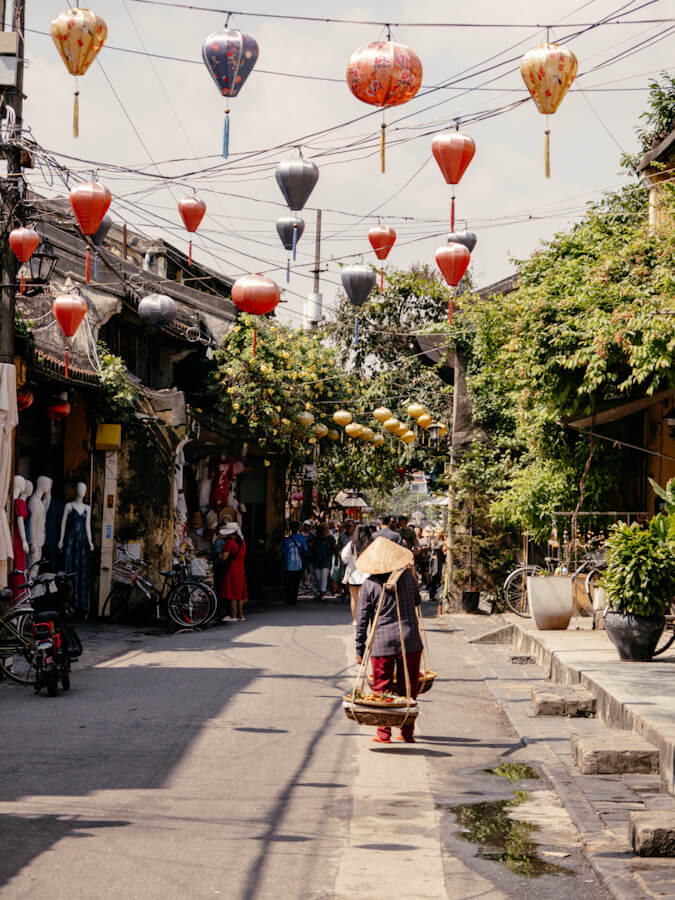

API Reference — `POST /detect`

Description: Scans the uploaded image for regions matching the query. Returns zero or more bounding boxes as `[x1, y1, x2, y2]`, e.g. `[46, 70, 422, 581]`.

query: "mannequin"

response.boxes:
[59, 482, 94, 612]
[44, 478, 64, 570]
[10, 476, 29, 594]
[20, 479, 33, 545]
[28, 476, 52, 567]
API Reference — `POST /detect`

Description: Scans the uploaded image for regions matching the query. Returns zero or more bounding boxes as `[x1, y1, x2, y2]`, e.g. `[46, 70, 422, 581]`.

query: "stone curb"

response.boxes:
[442, 618, 652, 900]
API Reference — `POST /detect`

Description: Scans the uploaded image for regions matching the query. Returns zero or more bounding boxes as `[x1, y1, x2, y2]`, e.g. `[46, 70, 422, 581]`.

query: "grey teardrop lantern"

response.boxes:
[138, 293, 177, 327]
[341, 264, 376, 347]
[92, 213, 112, 247]
[447, 230, 477, 253]
[275, 158, 319, 211]
[276, 215, 305, 283]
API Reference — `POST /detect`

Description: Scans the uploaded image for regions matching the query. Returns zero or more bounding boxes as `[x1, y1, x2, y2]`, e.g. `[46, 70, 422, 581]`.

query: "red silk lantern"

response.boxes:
[16, 387, 34, 411]
[47, 399, 71, 420]
[69, 182, 112, 283]
[9, 227, 40, 294]
[431, 132, 476, 231]
[368, 224, 397, 290]
[53, 293, 87, 378]
[178, 197, 206, 265]
[435, 244, 470, 324]
[232, 274, 280, 357]
[347, 39, 422, 173]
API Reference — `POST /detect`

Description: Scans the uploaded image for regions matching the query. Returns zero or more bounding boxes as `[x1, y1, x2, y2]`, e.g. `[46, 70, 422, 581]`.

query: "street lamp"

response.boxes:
[27, 239, 57, 287]
[428, 422, 442, 446]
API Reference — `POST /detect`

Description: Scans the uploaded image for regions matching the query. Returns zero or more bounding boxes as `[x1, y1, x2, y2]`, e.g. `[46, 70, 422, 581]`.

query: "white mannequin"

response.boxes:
[21, 478, 33, 503]
[28, 475, 51, 565]
[59, 482, 94, 552]
[13, 475, 29, 555]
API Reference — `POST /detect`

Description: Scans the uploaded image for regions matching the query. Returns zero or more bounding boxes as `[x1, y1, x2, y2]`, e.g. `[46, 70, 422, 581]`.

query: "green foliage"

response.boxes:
[623, 72, 675, 170]
[96, 342, 141, 424]
[601, 482, 675, 617]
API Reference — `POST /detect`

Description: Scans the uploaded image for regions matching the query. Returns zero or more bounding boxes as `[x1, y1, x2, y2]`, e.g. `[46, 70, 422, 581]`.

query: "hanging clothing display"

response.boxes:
[10, 497, 28, 594]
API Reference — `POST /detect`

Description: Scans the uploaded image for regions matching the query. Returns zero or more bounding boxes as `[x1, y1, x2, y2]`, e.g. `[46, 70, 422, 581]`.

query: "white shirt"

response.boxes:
[341, 541, 369, 586]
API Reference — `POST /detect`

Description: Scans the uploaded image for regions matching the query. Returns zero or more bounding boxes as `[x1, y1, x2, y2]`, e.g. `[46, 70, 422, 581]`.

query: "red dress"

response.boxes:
[11, 498, 28, 595]
[219, 537, 247, 602]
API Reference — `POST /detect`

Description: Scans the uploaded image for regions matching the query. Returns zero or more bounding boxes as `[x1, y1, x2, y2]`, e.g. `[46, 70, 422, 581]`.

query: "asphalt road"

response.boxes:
[0, 600, 609, 899]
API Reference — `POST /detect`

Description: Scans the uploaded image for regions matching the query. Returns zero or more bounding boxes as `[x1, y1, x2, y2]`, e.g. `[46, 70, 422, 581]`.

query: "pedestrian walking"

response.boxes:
[397, 515, 418, 552]
[377, 514, 401, 544]
[354, 537, 423, 744]
[281, 522, 307, 606]
[215, 522, 247, 621]
[300, 520, 315, 589]
[341, 523, 372, 625]
[312, 522, 335, 600]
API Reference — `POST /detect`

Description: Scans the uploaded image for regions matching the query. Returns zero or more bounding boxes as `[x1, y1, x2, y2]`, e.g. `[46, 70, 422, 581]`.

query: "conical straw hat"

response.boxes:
[355, 536, 413, 575]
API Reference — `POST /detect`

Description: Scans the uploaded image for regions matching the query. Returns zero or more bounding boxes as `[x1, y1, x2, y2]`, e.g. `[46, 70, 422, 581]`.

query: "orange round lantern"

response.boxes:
[178, 197, 206, 265]
[17, 387, 34, 411]
[435, 244, 470, 324]
[520, 42, 578, 178]
[53, 293, 87, 378]
[47, 399, 71, 420]
[69, 182, 112, 283]
[9, 227, 40, 294]
[231, 274, 280, 358]
[346, 38, 422, 173]
[431, 132, 475, 231]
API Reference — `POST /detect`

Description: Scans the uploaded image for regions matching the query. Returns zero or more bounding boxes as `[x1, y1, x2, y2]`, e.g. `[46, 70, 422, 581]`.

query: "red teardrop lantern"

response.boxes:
[47, 399, 71, 421]
[431, 132, 475, 231]
[69, 182, 112, 283]
[347, 39, 422, 173]
[435, 244, 471, 324]
[16, 387, 34, 411]
[53, 293, 87, 378]
[231, 274, 280, 358]
[368, 225, 397, 290]
[9, 227, 40, 294]
[178, 197, 206, 265]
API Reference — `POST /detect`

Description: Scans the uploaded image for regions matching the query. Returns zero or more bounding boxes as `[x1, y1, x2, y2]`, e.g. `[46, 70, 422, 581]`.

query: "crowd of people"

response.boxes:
[280, 515, 448, 611]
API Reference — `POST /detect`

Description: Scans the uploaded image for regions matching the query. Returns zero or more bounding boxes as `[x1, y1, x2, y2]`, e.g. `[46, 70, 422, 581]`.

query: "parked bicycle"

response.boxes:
[652, 601, 675, 656]
[102, 551, 217, 629]
[503, 544, 607, 618]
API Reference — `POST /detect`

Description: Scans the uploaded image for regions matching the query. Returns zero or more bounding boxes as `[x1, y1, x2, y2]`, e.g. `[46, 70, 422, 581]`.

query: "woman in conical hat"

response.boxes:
[354, 537, 423, 745]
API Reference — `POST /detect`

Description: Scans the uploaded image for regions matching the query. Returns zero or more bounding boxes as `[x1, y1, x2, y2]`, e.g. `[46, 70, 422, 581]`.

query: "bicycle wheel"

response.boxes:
[653, 603, 675, 656]
[503, 566, 543, 617]
[585, 568, 603, 607]
[167, 581, 218, 628]
[0, 611, 36, 685]
[101, 582, 131, 623]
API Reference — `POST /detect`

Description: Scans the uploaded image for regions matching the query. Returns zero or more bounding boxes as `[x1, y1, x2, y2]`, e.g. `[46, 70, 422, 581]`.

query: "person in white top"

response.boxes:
[341, 524, 373, 626]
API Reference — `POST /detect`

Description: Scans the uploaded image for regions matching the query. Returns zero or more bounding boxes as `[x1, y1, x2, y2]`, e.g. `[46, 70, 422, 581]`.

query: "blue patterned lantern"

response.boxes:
[202, 29, 259, 158]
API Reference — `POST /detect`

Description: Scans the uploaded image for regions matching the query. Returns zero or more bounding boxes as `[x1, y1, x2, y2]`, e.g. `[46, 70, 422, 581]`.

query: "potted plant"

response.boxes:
[601, 479, 675, 661]
[526, 572, 574, 630]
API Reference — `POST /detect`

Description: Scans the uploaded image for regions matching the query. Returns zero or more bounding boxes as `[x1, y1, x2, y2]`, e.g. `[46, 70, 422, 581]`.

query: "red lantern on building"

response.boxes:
[178, 196, 206, 265]
[231, 274, 280, 358]
[431, 132, 476, 231]
[16, 387, 34, 410]
[368, 224, 397, 290]
[69, 182, 112, 283]
[9, 227, 40, 294]
[47, 399, 71, 420]
[346, 37, 422, 173]
[53, 292, 87, 378]
[435, 244, 470, 324]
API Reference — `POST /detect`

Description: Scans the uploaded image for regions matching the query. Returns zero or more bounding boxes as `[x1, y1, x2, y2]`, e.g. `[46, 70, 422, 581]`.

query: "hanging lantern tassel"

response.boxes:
[450, 191, 456, 232]
[353, 315, 359, 346]
[73, 89, 79, 139]
[65, 338, 70, 379]
[93, 252, 99, 281]
[292, 225, 298, 261]
[85, 247, 91, 284]
[19, 268, 24, 295]
[223, 108, 230, 159]
[286, 258, 290, 283]
[448, 296, 454, 326]
[380, 120, 386, 174]
[545, 126, 551, 179]
[252, 327, 257, 359]
[380, 267, 384, 291]
[188, 239, 192, 266]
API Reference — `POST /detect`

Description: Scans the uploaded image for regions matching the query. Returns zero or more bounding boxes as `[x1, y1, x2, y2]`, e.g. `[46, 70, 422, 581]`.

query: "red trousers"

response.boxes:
[371, 650, 422, 741]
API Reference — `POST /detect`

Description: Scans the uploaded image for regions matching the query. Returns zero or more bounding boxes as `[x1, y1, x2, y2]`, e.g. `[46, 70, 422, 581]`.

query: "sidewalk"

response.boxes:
[449, 613, 675, 900]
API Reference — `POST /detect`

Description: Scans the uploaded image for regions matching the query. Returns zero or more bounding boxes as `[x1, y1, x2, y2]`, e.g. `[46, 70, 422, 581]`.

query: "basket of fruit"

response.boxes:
[343, 690, 418, 727]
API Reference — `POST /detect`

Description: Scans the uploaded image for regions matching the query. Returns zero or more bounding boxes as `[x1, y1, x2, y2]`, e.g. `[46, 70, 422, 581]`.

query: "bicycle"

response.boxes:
[503, 546, 607, 618]
[652, 601, 675, 656]
[102, 553, 218, 629]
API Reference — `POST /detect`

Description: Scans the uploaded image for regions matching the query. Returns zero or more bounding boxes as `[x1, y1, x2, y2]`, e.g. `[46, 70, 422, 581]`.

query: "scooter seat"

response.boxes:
[33, 610, 61, 624]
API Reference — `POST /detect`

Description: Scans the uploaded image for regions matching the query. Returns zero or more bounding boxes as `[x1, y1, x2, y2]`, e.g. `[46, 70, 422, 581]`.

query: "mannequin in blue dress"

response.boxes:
[58, 482, 94, 612]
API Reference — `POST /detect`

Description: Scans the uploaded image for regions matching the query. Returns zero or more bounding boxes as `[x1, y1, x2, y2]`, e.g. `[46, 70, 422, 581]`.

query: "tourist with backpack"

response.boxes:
[281, 522, 307, 606]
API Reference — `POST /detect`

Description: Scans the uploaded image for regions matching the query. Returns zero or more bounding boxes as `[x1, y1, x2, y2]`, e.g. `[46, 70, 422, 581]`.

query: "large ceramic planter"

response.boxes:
[527, 575, 573, 630]
[604, 611, 666, 661]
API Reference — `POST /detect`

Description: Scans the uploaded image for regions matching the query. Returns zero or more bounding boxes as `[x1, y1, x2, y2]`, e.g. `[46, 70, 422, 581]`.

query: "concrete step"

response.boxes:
[532, 685, 597, 717]
[572, 731, 660, 775]
[630, 811, 675, 857]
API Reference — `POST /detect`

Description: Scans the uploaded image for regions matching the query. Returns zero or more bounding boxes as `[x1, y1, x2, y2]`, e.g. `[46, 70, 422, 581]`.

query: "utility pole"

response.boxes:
[0, 0, 26, 364]
[305, 209, 324, 329]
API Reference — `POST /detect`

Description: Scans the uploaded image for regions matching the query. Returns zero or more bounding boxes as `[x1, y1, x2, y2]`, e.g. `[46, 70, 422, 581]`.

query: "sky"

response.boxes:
[14, 0, 675, 327]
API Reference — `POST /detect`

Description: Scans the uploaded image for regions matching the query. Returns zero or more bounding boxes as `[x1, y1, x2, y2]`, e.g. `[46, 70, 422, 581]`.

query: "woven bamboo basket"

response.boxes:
[343, 700, 419, 727]
[418, 669, 437, 694]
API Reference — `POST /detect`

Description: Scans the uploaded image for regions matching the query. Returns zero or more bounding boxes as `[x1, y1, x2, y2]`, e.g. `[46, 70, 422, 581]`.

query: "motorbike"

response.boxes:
[31, 573, 83, 697]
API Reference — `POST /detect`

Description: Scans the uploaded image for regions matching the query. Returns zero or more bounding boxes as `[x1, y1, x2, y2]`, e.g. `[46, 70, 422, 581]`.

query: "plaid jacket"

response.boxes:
[355, 569, 423, 659]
